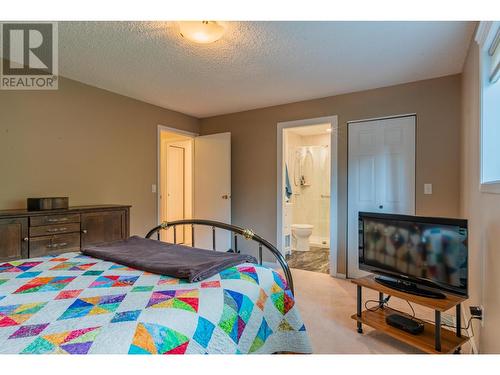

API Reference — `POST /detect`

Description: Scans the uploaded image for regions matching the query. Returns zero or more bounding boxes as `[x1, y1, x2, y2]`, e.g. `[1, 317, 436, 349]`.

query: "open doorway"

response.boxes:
[277, 116, 338, 276]
[158, 127, 194, 244]
[157, 126, 232, 250]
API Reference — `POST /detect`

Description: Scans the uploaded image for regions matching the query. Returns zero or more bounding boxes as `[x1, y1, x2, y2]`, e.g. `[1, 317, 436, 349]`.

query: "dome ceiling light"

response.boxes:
[178, 21, 225, 44]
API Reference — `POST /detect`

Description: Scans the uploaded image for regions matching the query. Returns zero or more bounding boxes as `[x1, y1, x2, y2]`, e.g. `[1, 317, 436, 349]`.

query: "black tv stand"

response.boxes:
[374, 275, 446, 299]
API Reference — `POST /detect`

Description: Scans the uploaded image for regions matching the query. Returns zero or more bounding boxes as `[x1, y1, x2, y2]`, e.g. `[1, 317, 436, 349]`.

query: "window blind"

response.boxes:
[489, 27, 500, 83]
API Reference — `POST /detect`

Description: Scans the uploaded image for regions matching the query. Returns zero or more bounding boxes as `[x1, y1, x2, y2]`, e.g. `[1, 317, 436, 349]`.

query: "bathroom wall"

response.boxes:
[284, 131, 302, 202]
[285, 131, 331, 247]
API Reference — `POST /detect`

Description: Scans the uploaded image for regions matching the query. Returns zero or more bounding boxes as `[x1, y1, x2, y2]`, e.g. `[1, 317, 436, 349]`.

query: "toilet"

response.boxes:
[291, 224, 314, 251]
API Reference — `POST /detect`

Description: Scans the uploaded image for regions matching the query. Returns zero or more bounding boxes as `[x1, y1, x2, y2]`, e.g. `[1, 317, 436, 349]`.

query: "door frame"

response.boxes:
[166, 144, 186, 242]
[276, 115, 339, 277]
[157, 125, 198, 226]
[346, 113, 417, 278]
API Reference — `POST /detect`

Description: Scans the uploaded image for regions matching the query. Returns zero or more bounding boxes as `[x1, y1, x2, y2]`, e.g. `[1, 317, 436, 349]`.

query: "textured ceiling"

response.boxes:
[58, 21, 475, 118]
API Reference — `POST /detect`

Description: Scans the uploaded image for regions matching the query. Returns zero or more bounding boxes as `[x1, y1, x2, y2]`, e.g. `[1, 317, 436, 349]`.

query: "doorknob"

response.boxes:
[221, 194, 230, 200]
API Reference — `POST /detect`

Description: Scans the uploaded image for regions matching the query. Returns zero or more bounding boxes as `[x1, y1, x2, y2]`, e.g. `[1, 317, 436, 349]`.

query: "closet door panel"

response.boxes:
[347, 116, 415, 278]
[378, 117, 415, 214]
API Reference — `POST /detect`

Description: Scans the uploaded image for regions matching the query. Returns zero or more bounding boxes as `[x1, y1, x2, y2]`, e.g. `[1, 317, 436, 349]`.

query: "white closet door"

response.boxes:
[347, 116, 415, 278]
[376, 116, 416, 215]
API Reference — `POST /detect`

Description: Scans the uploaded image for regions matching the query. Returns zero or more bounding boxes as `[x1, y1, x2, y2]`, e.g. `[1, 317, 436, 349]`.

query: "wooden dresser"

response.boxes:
[0, 205, 130, 262]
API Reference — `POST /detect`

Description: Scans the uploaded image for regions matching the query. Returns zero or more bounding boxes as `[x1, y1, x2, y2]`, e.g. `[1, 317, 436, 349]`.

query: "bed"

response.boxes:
[0, 220, 312, 354]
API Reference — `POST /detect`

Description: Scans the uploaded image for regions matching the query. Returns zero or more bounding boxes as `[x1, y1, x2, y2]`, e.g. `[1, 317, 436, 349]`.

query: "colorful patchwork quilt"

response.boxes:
[0, 252, 312, 354]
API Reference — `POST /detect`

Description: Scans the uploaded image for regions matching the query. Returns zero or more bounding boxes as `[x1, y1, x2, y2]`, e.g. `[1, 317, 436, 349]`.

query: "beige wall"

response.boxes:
[200, 75, 462, 274]
[0, 76, 199, 237]
[460, 39, 500, 353]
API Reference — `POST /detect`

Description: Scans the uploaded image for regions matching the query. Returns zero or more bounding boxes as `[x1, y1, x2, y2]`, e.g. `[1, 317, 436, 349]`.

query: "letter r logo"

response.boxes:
[2, 23, 54, 75]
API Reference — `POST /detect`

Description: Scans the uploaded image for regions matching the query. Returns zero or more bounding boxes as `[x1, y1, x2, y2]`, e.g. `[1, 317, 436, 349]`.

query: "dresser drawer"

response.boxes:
[29, 233, 81, 257]
[30, 213, 80, 227]
[30, 223, 81, 237]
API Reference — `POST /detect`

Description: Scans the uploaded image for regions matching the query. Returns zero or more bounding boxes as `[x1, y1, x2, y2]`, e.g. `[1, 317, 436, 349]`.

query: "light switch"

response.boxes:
[424, 183, 432, 195]
[152, 184, 157, 193]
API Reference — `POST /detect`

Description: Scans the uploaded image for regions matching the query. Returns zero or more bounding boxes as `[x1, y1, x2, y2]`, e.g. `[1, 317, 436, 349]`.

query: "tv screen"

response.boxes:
[359, 212, 468, 296]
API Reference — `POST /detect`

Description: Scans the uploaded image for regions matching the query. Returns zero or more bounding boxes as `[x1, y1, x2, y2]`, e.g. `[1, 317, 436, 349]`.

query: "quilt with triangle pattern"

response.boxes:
[0, 252, 312, 354]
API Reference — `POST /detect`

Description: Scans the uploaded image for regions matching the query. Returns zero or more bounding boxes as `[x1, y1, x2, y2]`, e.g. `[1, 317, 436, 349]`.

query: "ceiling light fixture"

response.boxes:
[178, 21, 225, 44]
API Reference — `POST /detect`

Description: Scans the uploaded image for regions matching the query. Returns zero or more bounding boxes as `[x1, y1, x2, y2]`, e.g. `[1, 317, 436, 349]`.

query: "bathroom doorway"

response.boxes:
[277, 116, 338, 276]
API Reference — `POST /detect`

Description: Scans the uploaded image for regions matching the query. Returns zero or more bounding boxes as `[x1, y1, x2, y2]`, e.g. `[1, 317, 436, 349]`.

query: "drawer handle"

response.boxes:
[47, 242, 68, 249]
[46, 227, 67, 233]
[47, 218, 69, 223]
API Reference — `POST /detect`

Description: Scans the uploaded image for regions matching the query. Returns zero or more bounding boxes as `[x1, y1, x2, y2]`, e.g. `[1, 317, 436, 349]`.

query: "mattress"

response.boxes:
[0, 252, 312, 354]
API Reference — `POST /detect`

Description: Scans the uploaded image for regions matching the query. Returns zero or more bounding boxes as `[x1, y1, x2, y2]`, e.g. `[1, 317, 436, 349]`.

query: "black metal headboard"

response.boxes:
[145, 219, 294, 295]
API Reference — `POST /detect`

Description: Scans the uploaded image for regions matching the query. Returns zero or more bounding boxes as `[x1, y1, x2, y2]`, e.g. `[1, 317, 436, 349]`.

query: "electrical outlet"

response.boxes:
[424, 183, 433, 195]
[469, 305, 482, 317]
[469, 305, 484, 328]
[151, 184, 157, 193]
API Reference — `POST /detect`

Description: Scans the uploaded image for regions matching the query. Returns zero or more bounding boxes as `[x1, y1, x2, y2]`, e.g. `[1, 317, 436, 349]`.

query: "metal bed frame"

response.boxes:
[145, 219, 294, 295]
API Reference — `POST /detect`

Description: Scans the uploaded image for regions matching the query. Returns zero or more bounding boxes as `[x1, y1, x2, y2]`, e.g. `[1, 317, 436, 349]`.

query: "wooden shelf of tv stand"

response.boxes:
[350, 306, 468, 354]
[351, 275, 469, 354]
[352, 275, 467, 312]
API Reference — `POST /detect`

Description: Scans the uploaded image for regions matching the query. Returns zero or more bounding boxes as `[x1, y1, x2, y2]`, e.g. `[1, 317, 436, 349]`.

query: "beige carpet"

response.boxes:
[290, 268, 473, 354]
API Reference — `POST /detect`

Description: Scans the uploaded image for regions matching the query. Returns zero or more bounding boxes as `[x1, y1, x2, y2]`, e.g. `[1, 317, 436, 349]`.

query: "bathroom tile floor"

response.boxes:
[286, 247, 329, 274]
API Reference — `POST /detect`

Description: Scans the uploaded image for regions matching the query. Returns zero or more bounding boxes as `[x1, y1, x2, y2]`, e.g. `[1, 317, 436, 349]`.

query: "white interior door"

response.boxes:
[166, 145, 185, 243]
[347, 116, 415, 278]
[194, 132, 231, 251]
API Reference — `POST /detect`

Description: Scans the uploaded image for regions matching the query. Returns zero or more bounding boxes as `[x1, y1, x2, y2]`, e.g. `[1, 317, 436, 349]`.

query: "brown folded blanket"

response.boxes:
[82, 235, 257, 282]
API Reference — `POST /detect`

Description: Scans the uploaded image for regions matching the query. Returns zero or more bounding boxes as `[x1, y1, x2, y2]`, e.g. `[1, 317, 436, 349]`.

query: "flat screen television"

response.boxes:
[358, 212, 468, 298]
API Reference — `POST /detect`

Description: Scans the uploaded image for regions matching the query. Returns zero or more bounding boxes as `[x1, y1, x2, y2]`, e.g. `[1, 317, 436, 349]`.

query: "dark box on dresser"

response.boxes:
[27, 197, 69, 211]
